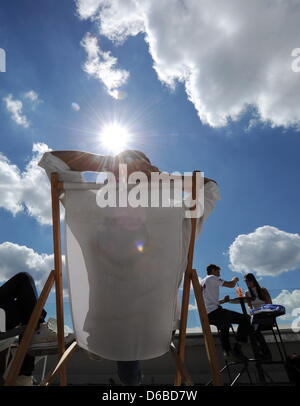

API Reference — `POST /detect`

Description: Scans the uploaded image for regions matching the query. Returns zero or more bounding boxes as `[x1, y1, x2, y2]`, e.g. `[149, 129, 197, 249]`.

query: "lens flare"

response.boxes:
[135, 240, 145, 253]
[71, 102, 80, 111]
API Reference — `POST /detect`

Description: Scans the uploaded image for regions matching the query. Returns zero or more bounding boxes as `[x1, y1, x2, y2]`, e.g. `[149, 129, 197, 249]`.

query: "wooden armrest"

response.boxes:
[0, 326, 25, 340]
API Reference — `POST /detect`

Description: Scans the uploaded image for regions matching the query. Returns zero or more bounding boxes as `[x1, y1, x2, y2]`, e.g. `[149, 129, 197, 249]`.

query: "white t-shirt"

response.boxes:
[200, 275, 225, 314]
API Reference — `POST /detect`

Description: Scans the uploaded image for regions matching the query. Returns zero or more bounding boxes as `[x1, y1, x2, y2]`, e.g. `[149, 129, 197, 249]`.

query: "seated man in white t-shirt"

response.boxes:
[201, 264, 251, 363]
[38, 149, 220, 385]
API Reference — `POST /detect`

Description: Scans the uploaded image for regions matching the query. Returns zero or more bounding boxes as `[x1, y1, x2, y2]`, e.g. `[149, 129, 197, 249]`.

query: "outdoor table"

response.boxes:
[229, 296, 249, 315]
[224, 295, 289, 385]
[228, 295, 275, 384]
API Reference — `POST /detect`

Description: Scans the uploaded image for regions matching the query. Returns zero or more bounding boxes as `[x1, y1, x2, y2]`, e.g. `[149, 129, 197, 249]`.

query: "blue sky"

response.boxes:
[1, 0, 300, 329]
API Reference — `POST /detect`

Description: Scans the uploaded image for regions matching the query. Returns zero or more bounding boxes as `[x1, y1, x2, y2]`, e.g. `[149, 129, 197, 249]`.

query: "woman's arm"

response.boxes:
[262, 288, 272, 304]
[245, 291, 253, 309]
[247, 299, 253, 309]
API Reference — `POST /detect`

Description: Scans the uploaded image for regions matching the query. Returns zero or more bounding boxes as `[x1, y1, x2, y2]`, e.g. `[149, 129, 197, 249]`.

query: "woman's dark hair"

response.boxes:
[244, 273, 266, 301]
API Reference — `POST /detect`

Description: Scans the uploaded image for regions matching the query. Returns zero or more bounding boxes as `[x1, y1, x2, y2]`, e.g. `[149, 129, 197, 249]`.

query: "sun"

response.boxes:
[100, 122, 130, 154]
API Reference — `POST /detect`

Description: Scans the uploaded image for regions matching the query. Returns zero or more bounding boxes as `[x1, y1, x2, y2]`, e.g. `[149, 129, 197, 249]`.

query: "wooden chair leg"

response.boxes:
[170, 343, 193, 386]
[51, 173, 67, 386]
[41, 341, 78, 386]
[191, 269, 223, 386]
[174, 272, 191, 386]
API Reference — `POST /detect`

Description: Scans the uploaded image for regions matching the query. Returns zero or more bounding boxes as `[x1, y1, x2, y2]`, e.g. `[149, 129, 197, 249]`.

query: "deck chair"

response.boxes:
[0, 309, 20, 352]
[0, 307, 55, 385]
[4, 170, 222, 386]
[0, 308, 20, 382]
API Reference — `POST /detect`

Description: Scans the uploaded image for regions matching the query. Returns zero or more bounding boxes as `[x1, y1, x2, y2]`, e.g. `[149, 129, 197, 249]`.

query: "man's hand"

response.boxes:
[116, 153, 160, 180]
[204, 176, 217, 185]
[231, 277, 239, 284]
[219, 295, 230, 304]
[123, 160, 160, 179]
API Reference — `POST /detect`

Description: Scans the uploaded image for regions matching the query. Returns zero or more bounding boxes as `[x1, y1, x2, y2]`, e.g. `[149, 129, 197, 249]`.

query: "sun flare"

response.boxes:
[100, 122, 130, 154]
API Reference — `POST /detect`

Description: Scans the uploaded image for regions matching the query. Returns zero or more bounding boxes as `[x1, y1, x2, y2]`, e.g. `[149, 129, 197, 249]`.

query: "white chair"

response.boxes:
[0, 308, 18, 381]
[5, 172, 222, 386]
[0, 308, 50, 384]
[0, 308, 5, 334]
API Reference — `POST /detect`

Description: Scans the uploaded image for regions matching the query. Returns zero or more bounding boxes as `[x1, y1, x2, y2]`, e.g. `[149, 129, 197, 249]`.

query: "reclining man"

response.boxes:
[201, 264, 251, 363]
[38, 148, 220, 385]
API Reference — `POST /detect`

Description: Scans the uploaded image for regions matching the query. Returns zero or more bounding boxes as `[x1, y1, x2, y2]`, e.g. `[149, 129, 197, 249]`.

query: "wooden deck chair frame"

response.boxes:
[4, 170, 223, 386]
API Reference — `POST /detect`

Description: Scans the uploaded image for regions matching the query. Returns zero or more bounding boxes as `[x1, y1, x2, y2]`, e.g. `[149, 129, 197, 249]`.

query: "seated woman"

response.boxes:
[244, 273, 273, 360]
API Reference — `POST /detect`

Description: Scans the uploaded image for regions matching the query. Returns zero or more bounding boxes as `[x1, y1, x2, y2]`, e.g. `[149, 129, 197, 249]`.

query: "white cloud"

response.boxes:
[76, 0, 103, 19]
[0, 143, 54, 225]
[81, 32, 129, 99]
[3, 94, 30, 128]
[21, 143, 54, 224]
[0, 241, 68, 294]
[0, 154, 23, 215]
[24, 90, 40, 103]
[272, 289, 300, 320]
[0, 242, 53, 288]
[24, 90, 42, 109]
[76, 0, 300, 128]
[229, 226, 300, 277]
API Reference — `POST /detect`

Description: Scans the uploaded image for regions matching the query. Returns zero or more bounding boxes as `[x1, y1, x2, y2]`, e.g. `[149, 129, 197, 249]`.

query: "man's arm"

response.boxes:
[51, 151, 114, 172]
[222, 277, 239, 288]
[50, 150, 160, 177]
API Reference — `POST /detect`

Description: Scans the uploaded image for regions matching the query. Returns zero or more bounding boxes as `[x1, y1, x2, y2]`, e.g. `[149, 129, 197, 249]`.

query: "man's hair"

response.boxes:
[117, 150, 151, 164]
[207, 264, 220, 275]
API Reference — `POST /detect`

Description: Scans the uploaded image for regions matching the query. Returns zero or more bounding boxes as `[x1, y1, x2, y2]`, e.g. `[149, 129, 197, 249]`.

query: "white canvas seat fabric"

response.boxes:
[0, 308, 5, 333]
[0, 309, 16, 353]
[64, 184, 185, 361]
[0, 308, 18, 375]
[38, 152, 220, 361]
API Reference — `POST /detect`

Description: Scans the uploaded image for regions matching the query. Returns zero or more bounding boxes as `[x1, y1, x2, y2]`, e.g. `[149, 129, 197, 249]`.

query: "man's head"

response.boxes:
[207, 264, 221, 277]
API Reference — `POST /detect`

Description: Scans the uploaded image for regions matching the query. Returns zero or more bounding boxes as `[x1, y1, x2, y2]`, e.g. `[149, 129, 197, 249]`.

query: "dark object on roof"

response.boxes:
[285, 354, 300, 385]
